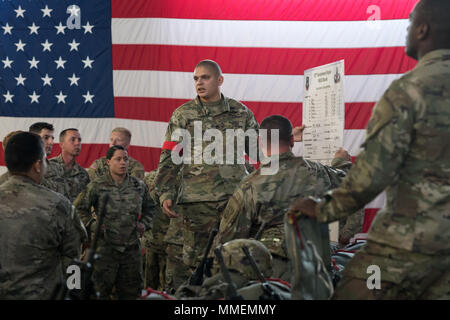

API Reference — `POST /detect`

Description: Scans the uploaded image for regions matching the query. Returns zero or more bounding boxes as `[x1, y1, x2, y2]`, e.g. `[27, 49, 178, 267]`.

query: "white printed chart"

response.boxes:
[302, 60, 345, 166]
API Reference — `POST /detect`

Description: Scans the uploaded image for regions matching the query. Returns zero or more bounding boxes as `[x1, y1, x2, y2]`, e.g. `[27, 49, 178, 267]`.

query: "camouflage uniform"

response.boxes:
[215, 151, 347, 281]
[41, 158, 67, 195]
[74, 171, 155, 299]
[142, 170, 169, 291]
[88, 156, 145, 181]
[50, 154, 90, 202]
[155, 94, 259, 284]
[0, 159, 66, 195]
[0, 171, 10, 185]
[0, 175, 81, 299]
[313, 49, 450, 299]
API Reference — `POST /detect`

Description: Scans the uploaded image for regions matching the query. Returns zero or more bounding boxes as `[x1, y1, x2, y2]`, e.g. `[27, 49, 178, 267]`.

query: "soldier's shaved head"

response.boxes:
[406, 0, 450, 59]
[260, 115, 293, 146]
[195, 60, 222, 77]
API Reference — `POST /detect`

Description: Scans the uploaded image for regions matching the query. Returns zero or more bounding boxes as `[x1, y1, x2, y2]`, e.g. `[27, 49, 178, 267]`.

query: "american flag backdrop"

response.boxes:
[0, 0, 419, 230]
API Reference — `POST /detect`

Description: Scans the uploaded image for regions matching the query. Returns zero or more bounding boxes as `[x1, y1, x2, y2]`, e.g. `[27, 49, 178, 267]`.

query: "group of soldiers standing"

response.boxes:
[0, 0, 449, 300]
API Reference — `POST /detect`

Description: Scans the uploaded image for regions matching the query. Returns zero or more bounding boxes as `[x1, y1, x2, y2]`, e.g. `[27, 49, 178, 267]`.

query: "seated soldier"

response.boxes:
[213, 115, 354, 281]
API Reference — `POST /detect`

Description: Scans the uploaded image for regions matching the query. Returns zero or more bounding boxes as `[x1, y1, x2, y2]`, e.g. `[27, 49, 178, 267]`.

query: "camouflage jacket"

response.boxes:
[74, 171, 155, 252]
[50, 154, 90, 202]
[215, 151, 346, 258]
[0, 175, 81, 299]
[316, 49, 450, 255]
[155, 94, 259, 204]
[88, 155, 145, 181]
[1, 160, 67, 197]
[41, 158, 66, 195]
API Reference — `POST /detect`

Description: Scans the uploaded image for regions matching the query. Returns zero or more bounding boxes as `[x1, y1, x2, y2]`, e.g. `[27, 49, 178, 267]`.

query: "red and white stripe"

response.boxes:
[1, 0, 420, 223]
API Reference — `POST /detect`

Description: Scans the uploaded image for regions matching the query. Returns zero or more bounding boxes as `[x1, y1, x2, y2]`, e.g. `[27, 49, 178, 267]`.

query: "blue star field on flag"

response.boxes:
[0, 0, 114, 118]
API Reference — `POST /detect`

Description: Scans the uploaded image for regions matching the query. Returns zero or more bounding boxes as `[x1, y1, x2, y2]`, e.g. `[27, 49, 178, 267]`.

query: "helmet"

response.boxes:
[214, 239, 273, 280]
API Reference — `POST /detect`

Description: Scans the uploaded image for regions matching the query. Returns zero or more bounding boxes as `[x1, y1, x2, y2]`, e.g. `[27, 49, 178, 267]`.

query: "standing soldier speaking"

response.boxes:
[155, 60, 260, 289]
[74, 145, 155, 299]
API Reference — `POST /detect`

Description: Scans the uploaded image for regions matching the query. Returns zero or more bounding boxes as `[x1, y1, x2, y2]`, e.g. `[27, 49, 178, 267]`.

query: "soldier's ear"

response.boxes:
[106, 159, 111, 166]
[218, 75, 224, 86]
[416, 22, 429, 40]
[33, 160, 42, 174]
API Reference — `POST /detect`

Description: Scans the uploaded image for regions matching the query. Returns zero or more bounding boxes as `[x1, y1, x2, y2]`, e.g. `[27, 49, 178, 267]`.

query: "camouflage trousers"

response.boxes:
[163, 215, 190, 294]
[143, 243, 167, 291]
[92, 240, 143, 300]
[164, 243, 192, 294]
[333, 241, 450, 300]
[179, 200, 228, 268]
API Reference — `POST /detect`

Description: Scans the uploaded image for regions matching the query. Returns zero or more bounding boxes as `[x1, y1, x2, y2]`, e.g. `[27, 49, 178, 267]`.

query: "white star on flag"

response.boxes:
[41, 39, 53, 52]
[14, 5, 26, 18]
[68, 73, 80, 86]
[55, 91, 67, 104]
[2, 23, 13, 35]
[15, 73, 26, 86]
[28, 57, 40, 69]
[3, 91, 14, 103]
[68, 5, 80, 17]
[41, 74, 53, 86]
[41, 5, 53, 18]
[28, 23, 40, 35]
[2, 57, 13, 69]
[55, 22, 67, 35]
[82, 56, 94, 69]
[68, 39, 80, 52]
[55, 56, 67, 69]
[82, 91, 94, 103]
[82, 22, 94, 34]
[14, 39, 26, 52]
[29, 91, 40, 104]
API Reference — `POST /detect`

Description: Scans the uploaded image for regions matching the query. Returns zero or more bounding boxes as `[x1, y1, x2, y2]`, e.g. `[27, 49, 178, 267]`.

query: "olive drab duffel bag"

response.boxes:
[284, 212, 334, 300]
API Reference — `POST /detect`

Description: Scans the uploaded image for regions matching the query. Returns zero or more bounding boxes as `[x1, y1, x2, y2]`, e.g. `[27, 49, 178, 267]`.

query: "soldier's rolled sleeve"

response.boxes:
[317, 81, 415, 222]
[140, 184, 155, 231]
[155, 113, 184, 203]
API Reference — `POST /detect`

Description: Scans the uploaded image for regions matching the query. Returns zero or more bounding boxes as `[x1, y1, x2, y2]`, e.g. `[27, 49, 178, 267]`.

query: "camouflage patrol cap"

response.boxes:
[215, 239, 273, 280]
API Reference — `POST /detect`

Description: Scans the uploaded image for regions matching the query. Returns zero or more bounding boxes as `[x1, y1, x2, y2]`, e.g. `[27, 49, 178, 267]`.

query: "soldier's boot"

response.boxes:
[165, 243, 191, 294]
